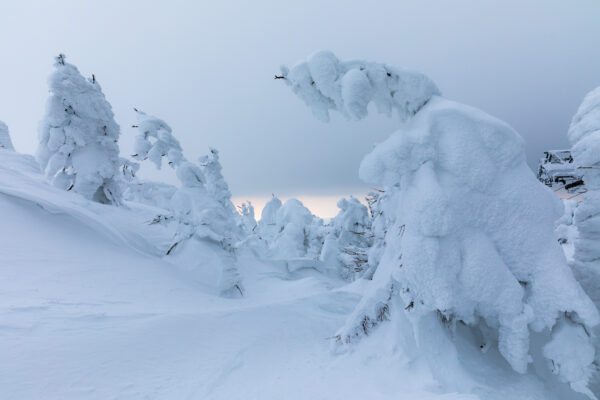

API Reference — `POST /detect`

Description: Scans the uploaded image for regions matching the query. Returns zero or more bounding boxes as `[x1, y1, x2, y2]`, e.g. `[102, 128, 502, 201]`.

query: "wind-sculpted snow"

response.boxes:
[37, 55, 122, 204]
[279, 50, 440, 122]
[281, 50, 600, 397]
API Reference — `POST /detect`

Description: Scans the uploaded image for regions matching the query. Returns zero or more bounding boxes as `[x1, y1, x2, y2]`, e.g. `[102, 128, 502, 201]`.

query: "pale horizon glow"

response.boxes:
[232, 192, 368, 220]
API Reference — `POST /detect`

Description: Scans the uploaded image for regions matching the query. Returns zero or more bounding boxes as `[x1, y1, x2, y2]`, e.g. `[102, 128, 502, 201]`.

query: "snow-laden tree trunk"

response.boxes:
[37, 55, 122, 204]
[280, 50, 599, 396]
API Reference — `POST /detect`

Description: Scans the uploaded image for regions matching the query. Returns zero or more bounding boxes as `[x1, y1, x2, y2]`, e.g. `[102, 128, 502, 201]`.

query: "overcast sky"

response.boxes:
[1, 1, 599, 216]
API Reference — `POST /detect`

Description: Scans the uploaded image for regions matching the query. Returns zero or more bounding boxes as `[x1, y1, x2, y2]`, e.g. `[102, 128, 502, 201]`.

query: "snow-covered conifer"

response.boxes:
[0, 121, 14, 151]
[131, 110, 244, 296]
[37, 54, 122, 204]
[281, 50, 599, 395]
[237, 201, 257, 233]
[132, 109, 183, 169]
[269, 198, 314, 259]
[255, 195, 282, 244]
[199, 148, 236, 214]
[568, 86, 600, 306]
[319, 197, 372, 279]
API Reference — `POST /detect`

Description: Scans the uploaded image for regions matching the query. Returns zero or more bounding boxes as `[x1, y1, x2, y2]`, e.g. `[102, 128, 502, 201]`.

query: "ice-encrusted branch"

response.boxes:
[278, 50, 440, 122]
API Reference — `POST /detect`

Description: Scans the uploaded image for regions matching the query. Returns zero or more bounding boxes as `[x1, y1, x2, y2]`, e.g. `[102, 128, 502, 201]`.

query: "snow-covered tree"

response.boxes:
[37, 54, 122, 204]
[132, 109, 183, 169]
[266, 198, 324, 260]
[255, 195, 283, 244]
[568, 86, 600, 306]
[280, 50, 599, 396]
[237, 201, 257, 233]
[199, 148, 236, 214]
[0, 121, 14, 151]
[319, 197, 372, 279]
[132, 110, 243, 297]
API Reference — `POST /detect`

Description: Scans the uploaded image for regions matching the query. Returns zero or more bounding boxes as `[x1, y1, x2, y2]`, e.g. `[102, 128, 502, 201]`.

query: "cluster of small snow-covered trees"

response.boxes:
[31, 55, 245, 297]
[279, 50, 600, 398]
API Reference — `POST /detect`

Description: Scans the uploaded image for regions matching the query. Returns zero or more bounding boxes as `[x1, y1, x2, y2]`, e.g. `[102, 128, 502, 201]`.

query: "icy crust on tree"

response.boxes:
[568, 87, 600, 306]
[37, 55, 122, 204]
[280, 50, 440, 122]
[281, 51, 599, 396]
[320, 197, 372, 279]
[0, 121, 14, 151]
[132, 109, 183, 169]
[355, 97, 599, 374]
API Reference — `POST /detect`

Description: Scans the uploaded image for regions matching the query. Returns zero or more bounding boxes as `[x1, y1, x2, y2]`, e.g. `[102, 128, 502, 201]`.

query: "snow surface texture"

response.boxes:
[0, 121, 14, 151]
[282, 50, 599, 398]
[36, 55, 122, 204]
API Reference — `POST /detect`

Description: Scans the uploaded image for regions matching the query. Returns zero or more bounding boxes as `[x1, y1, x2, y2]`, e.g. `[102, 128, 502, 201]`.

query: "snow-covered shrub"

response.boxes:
[568, 86, 600, 306]
[0, 121, 14, 151]
[281, 50, 599, 395]
[319, 197, 372, 279]
[37, 54, 122, 204]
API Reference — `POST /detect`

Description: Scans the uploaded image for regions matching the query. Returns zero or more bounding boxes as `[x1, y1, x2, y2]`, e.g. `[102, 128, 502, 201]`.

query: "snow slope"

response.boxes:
[0, 149, 590, 399]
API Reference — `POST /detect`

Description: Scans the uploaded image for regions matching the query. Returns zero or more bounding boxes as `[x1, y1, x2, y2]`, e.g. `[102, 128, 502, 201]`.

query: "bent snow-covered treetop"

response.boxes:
[278, 50, 440, 122]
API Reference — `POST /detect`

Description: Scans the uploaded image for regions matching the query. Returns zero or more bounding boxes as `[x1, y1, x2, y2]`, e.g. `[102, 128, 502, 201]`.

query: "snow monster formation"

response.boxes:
[279, 50, 599, 397]
[568, 86, 600, 306]
[37, 54, 122, 204]
[132, 109, 244, 297]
